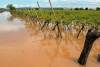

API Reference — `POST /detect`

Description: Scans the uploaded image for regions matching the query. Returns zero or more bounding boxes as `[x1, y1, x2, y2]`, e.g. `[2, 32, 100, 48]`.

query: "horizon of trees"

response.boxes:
[0, 4, 100, 11]
[72, 7, 100, 10]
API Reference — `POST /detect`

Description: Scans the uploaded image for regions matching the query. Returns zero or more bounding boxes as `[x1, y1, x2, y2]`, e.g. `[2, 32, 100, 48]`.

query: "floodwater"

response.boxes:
[0, 11, 100, 67]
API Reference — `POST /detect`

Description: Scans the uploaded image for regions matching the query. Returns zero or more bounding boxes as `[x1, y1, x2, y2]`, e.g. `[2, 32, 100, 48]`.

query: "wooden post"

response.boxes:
[37, 1, 41, 10]
[37, 1, 43, 17]
[78, 27, 100, 65]
[49, 0, 56, 19]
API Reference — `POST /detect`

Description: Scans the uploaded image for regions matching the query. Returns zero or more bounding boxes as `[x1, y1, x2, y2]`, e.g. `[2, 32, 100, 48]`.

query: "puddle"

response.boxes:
[0, 11, 100, 67]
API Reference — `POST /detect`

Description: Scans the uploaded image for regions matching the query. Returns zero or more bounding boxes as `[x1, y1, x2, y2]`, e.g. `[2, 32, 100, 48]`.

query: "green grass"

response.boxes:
[11, 10, 100, 25]
[0, 10, 4, 13]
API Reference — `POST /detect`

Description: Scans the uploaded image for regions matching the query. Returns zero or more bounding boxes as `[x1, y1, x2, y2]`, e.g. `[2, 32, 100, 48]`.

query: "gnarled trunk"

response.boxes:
[97, 54, 100, 62]
[78, 27, 100, 65]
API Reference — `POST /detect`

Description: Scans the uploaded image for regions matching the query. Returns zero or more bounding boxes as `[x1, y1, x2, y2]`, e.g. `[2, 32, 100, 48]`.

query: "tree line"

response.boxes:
[6, 4, 100, 10]
[74, 7, 100, 10]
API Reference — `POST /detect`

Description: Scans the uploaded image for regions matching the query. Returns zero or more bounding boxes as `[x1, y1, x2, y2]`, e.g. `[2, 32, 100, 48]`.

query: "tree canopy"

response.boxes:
[6, 4, 16, 10]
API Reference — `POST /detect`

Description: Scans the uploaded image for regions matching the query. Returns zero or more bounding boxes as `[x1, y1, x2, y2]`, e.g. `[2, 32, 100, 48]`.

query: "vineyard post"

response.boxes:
[37, 1, 43, 17]
[37, 1, 45, 28]
[49, 0, 56, 19]
[48, 0, 62, 38]
[37, 1, 41, 10]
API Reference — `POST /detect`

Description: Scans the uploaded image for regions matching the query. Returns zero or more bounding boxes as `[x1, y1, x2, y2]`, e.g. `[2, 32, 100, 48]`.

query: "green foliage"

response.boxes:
[96, 7, 100, 10]
[35, 8, 39, 10]
[75, 8, 79, 10]
[85, 7, 88, 10]
[6, 4, 16, 10]
[80, 7, 84, 10]
[14, 10, 100, 25]
[0, 10, 4, 13]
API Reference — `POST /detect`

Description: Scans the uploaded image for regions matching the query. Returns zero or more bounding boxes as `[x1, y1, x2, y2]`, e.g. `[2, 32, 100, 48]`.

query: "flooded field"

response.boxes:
[0, 11, 100, 67]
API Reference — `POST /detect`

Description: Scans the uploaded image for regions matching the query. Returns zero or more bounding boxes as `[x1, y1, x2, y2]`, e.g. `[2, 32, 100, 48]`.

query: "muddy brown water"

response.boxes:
[0, 11, 100, 67]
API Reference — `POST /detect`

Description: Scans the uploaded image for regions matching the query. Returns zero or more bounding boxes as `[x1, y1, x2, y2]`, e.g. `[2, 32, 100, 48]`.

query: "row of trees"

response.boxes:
[96, 7, 100, 10]
[74, 7, 100, 10]
[74, 7, 88, 10]
[6, 4, 100, 10]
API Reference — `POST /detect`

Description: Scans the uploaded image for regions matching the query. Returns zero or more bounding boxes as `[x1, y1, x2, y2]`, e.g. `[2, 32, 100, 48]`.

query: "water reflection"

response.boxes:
[0, 11, 25, 32]
[0, 11, 100, 67]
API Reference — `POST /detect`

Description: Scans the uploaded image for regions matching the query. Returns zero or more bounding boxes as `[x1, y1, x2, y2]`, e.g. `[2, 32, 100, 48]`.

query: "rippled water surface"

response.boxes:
[0, 11, 100, 67]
